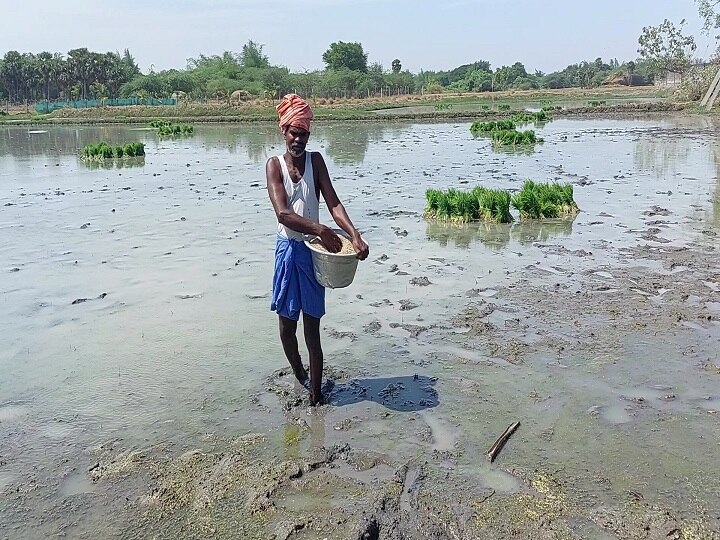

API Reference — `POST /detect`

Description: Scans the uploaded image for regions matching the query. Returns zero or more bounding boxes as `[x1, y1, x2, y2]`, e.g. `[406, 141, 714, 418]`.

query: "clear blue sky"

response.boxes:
[1, 0, 715, 74]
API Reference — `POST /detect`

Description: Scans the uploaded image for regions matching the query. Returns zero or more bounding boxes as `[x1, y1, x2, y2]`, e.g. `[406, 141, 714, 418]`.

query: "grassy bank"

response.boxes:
[0, 87, 683, 126]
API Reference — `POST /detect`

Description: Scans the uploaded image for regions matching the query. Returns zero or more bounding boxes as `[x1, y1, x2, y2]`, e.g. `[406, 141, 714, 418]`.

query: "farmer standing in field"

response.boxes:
[266, 94, 369, 406]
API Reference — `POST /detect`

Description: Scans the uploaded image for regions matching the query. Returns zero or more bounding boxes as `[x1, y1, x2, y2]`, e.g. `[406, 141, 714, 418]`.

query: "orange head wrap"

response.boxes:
[276, 94, 313, 132]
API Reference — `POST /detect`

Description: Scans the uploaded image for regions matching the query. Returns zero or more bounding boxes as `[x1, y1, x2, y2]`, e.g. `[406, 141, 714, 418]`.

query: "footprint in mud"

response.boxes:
[266, 366, 346, 411]
[418, 412, 458, 454]
[587, 404, 634, 424]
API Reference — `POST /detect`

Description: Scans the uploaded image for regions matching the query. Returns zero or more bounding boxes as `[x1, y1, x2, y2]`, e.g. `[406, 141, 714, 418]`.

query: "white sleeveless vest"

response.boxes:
[276, 152, 319, 241]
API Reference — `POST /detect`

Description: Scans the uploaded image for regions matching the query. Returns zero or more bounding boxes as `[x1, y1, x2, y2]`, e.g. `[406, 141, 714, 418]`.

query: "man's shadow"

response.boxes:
[328, 375, 439, 412]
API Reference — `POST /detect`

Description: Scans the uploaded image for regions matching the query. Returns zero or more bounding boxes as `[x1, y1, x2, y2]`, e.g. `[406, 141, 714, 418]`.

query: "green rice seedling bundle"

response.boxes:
[511, 180, 579, 219]
[120, 142, 145, 157]
[157, 123, 194, 137]
[490, 129, 542, 146]
[470, 119, 515, 134]
[149, 119, 193, 136]
[498, 104, 511, 111]
[472, 186, 513, 223]
[149, 119, 170, 128]
[481, 104, 490, 110]
[81, 141, 145, 161]
[424, 187, 513, 224]
[588, 100, 607, 107]
[82, 142, 114, 160]
[510, 110, 549, 125]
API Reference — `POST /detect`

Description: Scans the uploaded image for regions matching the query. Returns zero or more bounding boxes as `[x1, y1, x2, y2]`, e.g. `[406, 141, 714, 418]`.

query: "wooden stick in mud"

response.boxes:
[487, 422, 520, 463]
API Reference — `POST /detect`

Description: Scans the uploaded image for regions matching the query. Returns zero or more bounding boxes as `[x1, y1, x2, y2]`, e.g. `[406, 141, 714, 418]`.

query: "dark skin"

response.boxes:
[267, 124, 369, 405]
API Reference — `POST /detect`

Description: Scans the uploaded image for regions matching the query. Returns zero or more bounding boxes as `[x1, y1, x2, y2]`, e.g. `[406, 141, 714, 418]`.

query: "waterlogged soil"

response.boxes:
[1, 117, 719, 539]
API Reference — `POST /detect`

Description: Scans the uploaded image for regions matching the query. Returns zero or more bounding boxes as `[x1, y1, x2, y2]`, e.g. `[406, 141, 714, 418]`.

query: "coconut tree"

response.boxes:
[1, 51, 22, 102]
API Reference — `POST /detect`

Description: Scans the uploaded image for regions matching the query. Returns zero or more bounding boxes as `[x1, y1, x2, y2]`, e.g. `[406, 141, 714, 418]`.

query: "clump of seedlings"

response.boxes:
[425, 187, 513, 224]
[588, 100, 607, 107]
[149, 120, 194, 137]
[491, 129, 542, 146]
[510, 110, 550, 125]
[511, 180, 579, 219]
[81, 142, 145, 161]
[498, 104, 511, 111]
[470, 119, 516, 134]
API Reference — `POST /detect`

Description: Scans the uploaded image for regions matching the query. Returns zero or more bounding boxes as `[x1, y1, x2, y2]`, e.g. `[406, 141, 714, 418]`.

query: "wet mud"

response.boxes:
[1, 117, 720, 538]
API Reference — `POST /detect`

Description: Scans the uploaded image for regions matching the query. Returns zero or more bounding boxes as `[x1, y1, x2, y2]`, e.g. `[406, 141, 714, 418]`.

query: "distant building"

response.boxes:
[655, 63, 714, 87]
[655, 71, 683, 87]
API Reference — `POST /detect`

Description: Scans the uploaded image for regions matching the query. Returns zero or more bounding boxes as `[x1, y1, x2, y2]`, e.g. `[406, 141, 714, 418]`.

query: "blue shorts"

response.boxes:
[271, 236, 325, 321]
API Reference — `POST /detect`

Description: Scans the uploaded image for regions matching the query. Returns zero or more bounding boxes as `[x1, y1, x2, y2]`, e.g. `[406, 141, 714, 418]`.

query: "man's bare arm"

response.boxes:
[313, 153, 369, 260]
[266, 156, 342, 252]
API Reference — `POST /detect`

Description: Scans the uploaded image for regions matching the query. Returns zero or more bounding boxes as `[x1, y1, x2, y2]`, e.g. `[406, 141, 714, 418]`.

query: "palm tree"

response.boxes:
[37, 51, 54, 100]
[1, 51, 22, 102]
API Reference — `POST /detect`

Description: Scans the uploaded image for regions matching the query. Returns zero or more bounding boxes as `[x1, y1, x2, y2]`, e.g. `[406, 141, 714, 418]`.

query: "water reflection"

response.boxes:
[510, 218, 575, 245]
[632, 118, 720, 229]
[491, 144, 537, 157]
[320, 122, 409, 165]
[633, 138, 691, 179]
[426, 218, 575, 249]
[81, 157, 145, 170]
[713, 146, 720, 229]
[0, 122, 409, 166]
[192, 124, 279, 162]
[426, 221, 511, 250]
[0, 126, 155, 160]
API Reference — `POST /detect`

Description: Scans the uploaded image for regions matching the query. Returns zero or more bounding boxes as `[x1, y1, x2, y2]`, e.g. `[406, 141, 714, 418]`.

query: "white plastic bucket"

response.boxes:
[304, 229, 364, 289]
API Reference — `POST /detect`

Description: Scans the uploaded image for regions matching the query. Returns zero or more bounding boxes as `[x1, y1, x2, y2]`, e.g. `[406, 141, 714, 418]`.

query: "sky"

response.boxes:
[0, 0, 716, 74]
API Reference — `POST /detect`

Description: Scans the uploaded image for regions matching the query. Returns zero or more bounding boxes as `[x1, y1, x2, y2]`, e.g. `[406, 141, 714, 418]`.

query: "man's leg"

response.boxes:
[279, 315, 308, 382]
[302, 313, 324, 405]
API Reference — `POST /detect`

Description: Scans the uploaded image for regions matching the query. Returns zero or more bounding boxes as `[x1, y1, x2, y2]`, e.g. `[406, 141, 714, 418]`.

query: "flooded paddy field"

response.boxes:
[1, 116, 719, 539]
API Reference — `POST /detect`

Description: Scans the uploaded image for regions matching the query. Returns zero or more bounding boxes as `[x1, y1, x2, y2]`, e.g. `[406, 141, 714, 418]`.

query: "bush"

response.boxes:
[676, 64, 718, 102]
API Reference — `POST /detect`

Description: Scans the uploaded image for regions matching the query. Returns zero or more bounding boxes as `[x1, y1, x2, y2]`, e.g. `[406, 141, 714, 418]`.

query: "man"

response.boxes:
[267, 94, 369, 406]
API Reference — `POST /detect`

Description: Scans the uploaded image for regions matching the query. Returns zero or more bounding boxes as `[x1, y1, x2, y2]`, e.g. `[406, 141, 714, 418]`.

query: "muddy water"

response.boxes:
[1, 117, 719, 539]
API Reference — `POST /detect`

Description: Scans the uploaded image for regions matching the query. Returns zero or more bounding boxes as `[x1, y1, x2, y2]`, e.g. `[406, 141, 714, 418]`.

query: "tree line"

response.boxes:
[0, 33, 704, 105]
[0, 48, 141, 103]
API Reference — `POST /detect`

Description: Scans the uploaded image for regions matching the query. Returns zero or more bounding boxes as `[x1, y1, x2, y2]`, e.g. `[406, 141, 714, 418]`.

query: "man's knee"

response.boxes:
[279, 316, 297, 338]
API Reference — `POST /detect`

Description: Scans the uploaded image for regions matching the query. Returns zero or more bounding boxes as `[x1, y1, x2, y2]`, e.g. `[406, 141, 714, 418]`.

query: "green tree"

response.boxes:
[241, 40, 270, 69]
[638, 19, 697, 75]
[1, 51, 22, 102]
[120, 49, 141, 82]
[391, 59, 401, 73]
[322, 41, 368, 72]
[697, 0, 720, 40]
[67, 48, 94, 99]
[493, 62, 528, 90]
[36, 51, 55, 100]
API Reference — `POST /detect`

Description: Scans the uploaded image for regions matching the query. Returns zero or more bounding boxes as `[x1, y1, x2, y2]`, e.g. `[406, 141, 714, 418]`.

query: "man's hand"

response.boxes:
[319, 226, 342, 253]
[352, 232, 369, 260]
